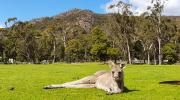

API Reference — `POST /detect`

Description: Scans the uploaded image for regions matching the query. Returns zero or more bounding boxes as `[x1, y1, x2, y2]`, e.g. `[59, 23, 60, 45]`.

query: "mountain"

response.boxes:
[169, 16, 180, 30]
[29, 9, 180, 36]
[30, 9, 113, 35]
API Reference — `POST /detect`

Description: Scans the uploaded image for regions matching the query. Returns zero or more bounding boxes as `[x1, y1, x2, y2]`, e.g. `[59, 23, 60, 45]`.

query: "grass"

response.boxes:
[0, 63, 180, 100]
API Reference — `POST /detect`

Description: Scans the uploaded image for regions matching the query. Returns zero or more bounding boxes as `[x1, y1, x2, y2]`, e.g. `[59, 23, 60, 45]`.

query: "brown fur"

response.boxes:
[44, 60, 126, 94]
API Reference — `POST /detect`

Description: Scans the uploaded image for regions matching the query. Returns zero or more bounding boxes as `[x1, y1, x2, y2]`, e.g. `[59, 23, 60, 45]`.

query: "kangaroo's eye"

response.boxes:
[112, 71, 115, 74]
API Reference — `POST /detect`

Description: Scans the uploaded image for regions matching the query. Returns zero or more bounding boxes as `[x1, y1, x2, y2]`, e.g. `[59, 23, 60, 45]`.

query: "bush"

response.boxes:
[162, 43, 178, 64]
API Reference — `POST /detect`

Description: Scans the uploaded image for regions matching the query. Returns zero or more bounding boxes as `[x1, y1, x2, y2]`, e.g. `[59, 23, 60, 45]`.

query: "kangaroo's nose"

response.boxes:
[114, 76, 119, 80]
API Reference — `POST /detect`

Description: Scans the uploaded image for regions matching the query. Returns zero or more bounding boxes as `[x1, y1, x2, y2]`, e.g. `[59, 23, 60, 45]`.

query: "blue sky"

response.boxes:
[0, 0, 179, 27]
[0, 0, 110, 27]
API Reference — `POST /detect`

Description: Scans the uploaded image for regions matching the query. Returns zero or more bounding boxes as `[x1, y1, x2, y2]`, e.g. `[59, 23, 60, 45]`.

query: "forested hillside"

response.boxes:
[0, 8, 180, 64]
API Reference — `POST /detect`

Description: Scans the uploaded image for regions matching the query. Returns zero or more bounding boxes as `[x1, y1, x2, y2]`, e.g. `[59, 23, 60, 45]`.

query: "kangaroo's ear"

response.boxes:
[119, 63, 126, 69]
[107, 60, 115, 68]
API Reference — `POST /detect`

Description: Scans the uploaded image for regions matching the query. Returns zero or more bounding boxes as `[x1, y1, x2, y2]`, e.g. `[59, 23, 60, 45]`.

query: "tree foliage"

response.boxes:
[162, 43, 178, 64]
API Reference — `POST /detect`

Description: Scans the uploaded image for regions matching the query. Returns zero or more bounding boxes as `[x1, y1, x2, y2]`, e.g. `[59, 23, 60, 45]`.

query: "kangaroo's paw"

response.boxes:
[43, 85, 54, 89]
[106, 92, 113, 95]
[43, 85, 64, 89]
[106, 90, 122, 95]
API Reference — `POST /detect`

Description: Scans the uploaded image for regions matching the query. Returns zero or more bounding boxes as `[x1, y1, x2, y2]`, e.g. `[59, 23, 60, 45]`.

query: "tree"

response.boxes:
[137, 15, 156, 64]
[90, 27, 108, 61]
[65, 39, 82, 62]
[43, 23, 67, 63]
[107, 48, 120, 62]
[77, 34, 92, 62]
[109, 1, 136, 64]
[132, 40, 144, 60]
[45, 26, 58, 63]
[5, 17, 17, 28]
[5, 21, 42, 63]
[162, 43, 178, 64]
[148, 0, 168, 65]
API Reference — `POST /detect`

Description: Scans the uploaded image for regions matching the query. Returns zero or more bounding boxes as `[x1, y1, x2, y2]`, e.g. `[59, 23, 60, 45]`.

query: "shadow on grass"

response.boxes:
[123, 87, 139, 93]
[159, 80, 180, 85]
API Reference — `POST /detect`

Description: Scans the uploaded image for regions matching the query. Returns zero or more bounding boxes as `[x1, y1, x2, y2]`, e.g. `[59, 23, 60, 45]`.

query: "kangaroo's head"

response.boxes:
[107, 60, 126, 81]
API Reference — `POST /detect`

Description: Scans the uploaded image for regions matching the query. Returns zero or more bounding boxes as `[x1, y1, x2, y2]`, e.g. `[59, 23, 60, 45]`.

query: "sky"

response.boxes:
[105, 0, 180, 15]
[0, 0, 180, 28]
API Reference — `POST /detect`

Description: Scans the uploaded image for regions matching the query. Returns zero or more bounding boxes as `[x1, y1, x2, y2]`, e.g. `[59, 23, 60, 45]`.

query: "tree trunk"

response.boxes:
[158, 37, 162, 65]
[2, 51, 6, 63]
[26, 47, 31, 63]
[126, 39, 131, 64]
[154, 49, 157, 65]
[158, 9, 162, 65]
[147, 51, 150, 64]
[52, 41, 56, 63]
[115, 58, 117, 63]
[84, 48, 87, 62]
[63, 35, 67, 48]
[62, 34, 67, 62]
[113, 41, 115, 48]
[34, 58, 39, 64]
[27, 52, 31, 63]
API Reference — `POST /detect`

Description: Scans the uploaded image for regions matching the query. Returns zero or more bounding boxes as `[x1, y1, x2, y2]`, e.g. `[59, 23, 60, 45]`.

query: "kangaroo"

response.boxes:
[44, 60, 126, 94]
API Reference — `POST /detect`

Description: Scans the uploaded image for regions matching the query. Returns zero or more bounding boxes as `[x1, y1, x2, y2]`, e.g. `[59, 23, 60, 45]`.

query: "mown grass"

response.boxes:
[0, 63, 180, 100]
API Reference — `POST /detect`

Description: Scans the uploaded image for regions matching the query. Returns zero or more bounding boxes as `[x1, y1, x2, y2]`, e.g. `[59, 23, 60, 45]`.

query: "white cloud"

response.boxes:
[104, 0, 127, 13]
[0, 25, 4, 28]
[130, 0, 151, 15]
[163, 0, 180, 16]
[0, 22, 5, 28]
[104, 0, 180, 16]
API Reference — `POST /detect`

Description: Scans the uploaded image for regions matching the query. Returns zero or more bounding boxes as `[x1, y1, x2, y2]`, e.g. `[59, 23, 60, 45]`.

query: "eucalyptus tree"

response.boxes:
[45, 24, 63, 63]
[5, 17, 17, 28]
[137, 14, 156, 64]
[90, 27, 108, 61]
[108, 1, 136, 64]
[107, 47, 120, 63]
[65, 39, 82, 62]
[1, 17, 18, 62]
[8, 21, 41, 63]
[0, 29, 4, 62]
[77, 34, 92, 62]
[148, 0, 168, 65]
[38, 29, 52, 61]
[8, 17, 17, 24]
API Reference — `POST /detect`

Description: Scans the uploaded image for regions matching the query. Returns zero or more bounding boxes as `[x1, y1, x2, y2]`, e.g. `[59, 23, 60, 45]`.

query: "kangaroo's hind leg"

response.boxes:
[44, 84, 95, 89]
[44, 74, 97, 89]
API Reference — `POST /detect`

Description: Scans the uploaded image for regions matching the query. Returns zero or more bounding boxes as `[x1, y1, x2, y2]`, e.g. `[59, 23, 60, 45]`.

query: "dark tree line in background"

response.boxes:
[0, 0, 180, 64]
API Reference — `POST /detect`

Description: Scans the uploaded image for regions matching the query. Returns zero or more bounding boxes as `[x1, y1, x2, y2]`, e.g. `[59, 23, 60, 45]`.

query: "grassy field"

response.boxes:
[0, 63, 180, 100]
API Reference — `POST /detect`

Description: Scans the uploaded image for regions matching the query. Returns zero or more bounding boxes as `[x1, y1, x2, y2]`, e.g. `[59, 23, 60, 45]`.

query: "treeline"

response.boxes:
[0, 25, 120, 63]
[0, 1, 180, 64]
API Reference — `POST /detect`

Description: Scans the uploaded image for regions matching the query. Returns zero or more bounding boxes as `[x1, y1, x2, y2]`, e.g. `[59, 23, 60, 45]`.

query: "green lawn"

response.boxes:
[0, 63, 180, 100]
